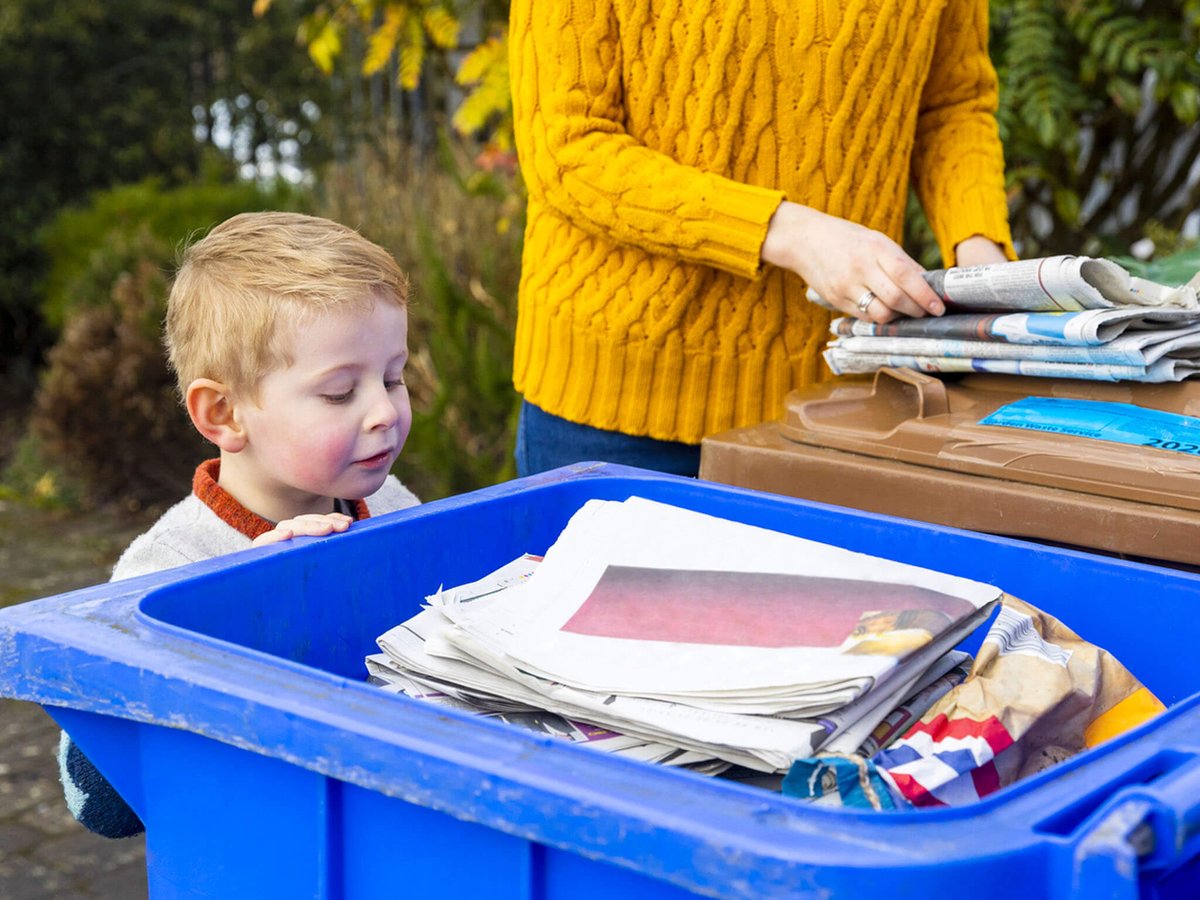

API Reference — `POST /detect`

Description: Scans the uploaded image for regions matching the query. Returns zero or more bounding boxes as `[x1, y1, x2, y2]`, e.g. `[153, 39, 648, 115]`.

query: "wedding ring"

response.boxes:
[856, 290, 877, 314]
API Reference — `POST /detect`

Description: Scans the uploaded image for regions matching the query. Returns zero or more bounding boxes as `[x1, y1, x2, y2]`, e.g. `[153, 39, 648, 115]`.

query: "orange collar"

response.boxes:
[192, 459, 370, 540]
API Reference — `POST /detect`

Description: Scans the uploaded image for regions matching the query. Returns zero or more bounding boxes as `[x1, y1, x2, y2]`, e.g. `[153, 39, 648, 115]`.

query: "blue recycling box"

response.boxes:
[2, 463, 1199, 899]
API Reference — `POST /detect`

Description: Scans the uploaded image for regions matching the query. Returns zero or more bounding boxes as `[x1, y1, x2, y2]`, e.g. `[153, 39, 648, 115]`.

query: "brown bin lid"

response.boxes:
[780, 368, 1200, 512]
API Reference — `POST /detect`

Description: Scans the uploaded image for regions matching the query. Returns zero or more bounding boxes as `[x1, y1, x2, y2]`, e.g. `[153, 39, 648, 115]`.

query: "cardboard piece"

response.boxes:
[700, 368, 1200, 567]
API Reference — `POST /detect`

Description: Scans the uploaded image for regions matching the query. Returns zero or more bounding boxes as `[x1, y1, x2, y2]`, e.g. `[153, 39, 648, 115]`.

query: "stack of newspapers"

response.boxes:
[822, 255, 1200, 382]
[366, 497, 999, 775]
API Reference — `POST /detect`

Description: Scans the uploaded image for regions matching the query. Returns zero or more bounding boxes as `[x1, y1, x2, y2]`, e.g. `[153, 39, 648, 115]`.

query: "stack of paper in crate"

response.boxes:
[367, 497, 1002, 774]
[820, 255, 1200, 382]
[367, 553, 728, 771]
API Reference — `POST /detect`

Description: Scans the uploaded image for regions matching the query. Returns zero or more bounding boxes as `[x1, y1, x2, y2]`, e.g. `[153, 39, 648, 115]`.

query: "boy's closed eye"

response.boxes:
[321, 374, 406, 404]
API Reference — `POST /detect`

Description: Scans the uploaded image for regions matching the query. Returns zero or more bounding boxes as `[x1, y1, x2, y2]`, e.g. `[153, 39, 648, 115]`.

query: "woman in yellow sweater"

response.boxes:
[510, 0, 1015, 476]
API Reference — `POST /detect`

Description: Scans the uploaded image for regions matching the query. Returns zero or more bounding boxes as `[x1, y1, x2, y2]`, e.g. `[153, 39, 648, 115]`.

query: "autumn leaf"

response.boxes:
[363, 4, 407, 76]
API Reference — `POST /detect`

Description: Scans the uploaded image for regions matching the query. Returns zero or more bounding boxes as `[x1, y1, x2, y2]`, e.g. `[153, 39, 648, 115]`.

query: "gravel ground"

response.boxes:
[0, 499, 155, 899]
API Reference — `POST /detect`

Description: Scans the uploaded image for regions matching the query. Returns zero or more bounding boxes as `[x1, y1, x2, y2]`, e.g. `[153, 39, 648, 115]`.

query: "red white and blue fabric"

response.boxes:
[873, 713, 1014, 807]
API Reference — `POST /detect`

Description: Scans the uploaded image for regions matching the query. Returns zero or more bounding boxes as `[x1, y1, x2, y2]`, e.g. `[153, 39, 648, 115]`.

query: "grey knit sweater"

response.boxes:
[60, 459, 420, 838]
[111, 471, 419, 580]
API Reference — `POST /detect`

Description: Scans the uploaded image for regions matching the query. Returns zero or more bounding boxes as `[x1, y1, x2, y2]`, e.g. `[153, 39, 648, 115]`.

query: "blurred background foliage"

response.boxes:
[989, 0, 1200, 257]
[0, 0, 333, 386]
[21, 179, 309, 511]
[2, 0, 1198, 516]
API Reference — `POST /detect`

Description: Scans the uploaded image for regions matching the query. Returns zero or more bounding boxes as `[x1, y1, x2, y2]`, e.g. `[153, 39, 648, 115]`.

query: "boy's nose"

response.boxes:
[364, 387, 399, 430]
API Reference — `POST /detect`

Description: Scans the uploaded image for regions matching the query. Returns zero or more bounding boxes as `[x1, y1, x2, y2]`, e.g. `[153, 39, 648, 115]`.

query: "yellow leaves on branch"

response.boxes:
[361, 3, 459, 89]
[349, 0, 376, 22]
[455, 33, 502, 85]
[253, 1, 510, 139]
[453, 35, 512, 146]
[398, 13, 425, 90]
[256, 0, 463, 87]
[308, 18, 344, 75]
[362, 5, 407, 76]
[254, 0, 344, 77]
[422, 7, 459, 49]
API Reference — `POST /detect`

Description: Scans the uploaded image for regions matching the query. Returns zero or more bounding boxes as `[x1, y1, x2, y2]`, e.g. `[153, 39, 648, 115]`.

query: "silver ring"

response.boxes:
[856, 290, 877, 314]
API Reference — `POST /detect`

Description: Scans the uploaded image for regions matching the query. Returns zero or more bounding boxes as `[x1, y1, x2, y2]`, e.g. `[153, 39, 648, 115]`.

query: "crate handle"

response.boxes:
[1071, 752, 1200, 895]
[786, 366, 950, 438]
[872, 367, 950, 419]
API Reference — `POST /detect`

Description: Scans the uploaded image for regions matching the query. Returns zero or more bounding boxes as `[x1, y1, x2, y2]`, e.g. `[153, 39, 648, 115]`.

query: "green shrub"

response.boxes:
[27, 179, 308, 509]
[0, 432, 88, 510]
[31, 246, 210, 509]
[1139, 247, 1200, 286]
[991, 0, 1200, 256]
[40, 177, 307, 331]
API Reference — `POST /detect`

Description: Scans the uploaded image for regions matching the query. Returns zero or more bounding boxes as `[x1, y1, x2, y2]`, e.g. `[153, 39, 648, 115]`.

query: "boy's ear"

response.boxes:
[185, 379, 248, 453]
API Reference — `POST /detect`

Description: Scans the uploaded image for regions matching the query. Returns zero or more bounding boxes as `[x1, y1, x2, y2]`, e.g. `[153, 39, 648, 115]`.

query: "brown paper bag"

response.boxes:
[873, 595, 1165, 807]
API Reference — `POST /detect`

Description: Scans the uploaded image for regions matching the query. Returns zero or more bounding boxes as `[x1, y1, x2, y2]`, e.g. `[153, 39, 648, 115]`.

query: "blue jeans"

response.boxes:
[515, 400, 701, 477]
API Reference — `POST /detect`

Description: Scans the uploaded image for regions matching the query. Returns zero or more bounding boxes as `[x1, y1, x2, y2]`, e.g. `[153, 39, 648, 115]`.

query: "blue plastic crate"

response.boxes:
[2, 463, 1199, 899]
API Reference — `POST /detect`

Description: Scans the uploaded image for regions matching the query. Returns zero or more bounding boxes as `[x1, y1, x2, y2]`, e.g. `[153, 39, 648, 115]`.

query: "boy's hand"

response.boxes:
[251, 513, 353, 547]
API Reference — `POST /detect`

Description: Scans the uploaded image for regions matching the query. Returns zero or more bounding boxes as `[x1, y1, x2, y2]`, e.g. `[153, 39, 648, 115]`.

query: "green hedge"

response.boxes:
[39, 177, 307, 330]
[19, 178, 310, 509]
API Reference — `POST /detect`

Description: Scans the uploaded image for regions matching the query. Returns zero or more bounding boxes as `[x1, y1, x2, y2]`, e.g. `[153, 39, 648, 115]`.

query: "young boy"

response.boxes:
[59, 211, 421, 837]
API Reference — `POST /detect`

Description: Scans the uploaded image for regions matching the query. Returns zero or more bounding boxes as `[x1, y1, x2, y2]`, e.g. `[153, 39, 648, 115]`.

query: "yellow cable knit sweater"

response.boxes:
[510, 0, 1014, 444]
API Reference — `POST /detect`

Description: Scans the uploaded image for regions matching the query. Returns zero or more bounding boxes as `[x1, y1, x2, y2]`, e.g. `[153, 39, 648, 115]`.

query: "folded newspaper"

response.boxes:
[368, 497, 1002, 774]
[821, 255, 1200, 383]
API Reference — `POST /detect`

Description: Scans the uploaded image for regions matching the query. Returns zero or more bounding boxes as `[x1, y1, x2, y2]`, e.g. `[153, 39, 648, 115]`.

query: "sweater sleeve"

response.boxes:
[58, 732, 144, 839]
[910, 0, 1016, 265]
[509, 0, 785, 279]
[109, 538, 194, 582]
[60, 494, 236, 839]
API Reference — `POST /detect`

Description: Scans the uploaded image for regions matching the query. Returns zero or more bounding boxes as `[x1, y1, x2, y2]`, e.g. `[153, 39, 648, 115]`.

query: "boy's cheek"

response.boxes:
[274, 430, 356, 480]
[397, 410, 414, 445]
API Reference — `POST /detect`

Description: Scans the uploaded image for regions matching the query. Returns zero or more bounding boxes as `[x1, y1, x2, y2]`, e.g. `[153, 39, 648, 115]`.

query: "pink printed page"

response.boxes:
[561, 566, 975, 649]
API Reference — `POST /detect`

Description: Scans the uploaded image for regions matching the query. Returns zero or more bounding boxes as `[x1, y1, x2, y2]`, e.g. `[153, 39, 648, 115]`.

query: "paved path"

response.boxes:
[0, 699, 148, 899]
[0, 500, 155, 899]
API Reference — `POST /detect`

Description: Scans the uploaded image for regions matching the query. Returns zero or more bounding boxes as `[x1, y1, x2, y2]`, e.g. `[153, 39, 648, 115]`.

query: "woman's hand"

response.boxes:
[252, 512, 353, 547]
[761, 201, 945, 323]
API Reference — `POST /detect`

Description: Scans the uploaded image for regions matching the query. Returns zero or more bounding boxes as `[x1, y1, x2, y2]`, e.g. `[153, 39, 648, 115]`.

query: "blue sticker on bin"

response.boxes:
[979, 397, 1200, 456]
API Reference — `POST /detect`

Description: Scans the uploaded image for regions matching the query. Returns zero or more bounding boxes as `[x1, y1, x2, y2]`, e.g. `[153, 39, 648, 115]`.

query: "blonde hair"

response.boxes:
[166, 211, 409, 399]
